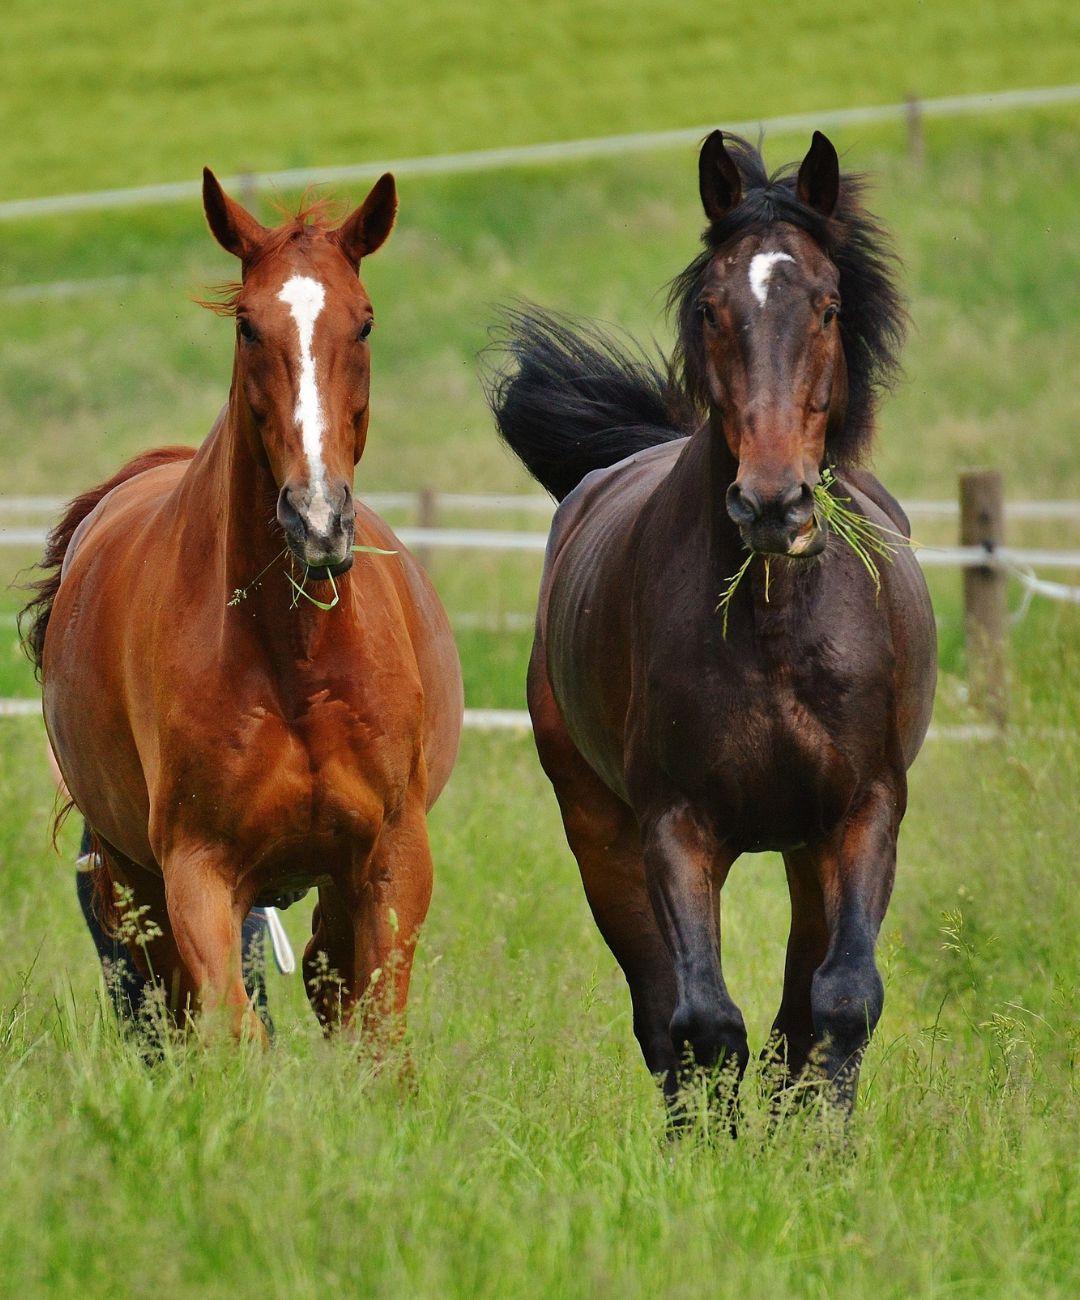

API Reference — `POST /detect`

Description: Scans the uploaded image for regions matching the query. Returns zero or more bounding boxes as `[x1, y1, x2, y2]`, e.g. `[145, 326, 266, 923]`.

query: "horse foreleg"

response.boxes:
[303, 799, 433, 1054]
[163, 851, 267, 1044]
[801, 777, 904, 1109]
[641, 806, 747, 1087]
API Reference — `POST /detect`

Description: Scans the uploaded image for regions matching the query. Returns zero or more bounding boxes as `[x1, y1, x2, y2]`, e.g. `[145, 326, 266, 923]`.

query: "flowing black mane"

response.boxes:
[669, 134, 906, 465]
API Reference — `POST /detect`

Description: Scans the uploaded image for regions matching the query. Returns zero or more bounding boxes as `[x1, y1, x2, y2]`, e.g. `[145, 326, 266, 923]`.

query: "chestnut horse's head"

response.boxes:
[202, 169, 397, 572]
[672, 131, 905, 557]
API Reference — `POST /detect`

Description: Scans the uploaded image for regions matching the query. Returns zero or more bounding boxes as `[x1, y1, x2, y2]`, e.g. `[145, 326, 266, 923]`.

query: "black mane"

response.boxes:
[669, 134, 906, 465]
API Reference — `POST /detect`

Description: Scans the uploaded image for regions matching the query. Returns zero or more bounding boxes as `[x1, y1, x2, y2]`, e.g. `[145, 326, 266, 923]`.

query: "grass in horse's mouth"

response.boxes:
[714, 468, 910, 637]
[286, 544, 399, 611]
[228, 543, 399, 611]
[812, 466, 910, 592]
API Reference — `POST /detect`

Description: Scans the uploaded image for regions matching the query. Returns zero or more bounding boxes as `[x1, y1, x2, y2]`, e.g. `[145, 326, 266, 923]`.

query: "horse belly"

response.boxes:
[542, 479, 652, 800]
[43, 585, 157, 865]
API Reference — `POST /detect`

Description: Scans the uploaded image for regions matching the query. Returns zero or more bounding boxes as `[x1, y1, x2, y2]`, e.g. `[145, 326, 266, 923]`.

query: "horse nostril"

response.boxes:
[726, 482, 761, 527]
[780, 481, 814, 526]
[277, 485, 303, 535]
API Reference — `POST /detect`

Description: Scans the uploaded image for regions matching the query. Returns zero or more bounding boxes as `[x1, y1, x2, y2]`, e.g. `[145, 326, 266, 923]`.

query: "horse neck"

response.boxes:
[658, 414, 815, 618]
[658, 415, 742, 567]
[180, 397, 352, 654]
[192, 400, 281, 578]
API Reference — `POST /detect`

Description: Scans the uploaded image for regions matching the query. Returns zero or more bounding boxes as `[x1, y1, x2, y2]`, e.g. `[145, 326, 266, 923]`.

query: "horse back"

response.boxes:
[843, 473, 937, 767]
[22, 447, 194, 676]
[845, 466, 912, 538]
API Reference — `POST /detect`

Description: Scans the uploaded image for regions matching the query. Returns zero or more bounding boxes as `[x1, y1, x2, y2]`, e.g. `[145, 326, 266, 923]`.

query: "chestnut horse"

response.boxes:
[23, 171, 463, 1042]
[488, 132, 936, 1113]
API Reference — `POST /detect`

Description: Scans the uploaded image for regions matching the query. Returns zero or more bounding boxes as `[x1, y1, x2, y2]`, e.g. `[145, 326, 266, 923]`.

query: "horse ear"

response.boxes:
[797, 131, 840, 217]
[202, 168, 268, 261]
[334, 173, 398, 269]
[698, 131, 742, 223]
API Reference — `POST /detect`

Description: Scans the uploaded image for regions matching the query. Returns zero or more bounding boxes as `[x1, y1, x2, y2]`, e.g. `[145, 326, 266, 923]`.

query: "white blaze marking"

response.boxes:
[277, 274, 332, 533]
[749, 252, 795, 307]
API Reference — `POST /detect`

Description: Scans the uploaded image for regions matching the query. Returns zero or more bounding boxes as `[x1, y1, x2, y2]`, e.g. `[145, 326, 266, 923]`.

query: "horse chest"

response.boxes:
[164, 682, 418, 850]
[641, 639, 874, 851]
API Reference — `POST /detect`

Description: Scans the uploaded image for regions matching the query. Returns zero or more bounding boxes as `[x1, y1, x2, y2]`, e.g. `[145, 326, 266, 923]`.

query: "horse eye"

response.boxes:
[699, 302, 718, 328]
[237, 317, 257, 344]
[822, 306, 839, 327]
[358, 320, 374, 342]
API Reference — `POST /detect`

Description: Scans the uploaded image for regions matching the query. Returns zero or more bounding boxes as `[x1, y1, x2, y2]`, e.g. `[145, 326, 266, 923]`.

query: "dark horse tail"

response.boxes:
[485, 305, 696, 502]
[20, 445, 195, 680]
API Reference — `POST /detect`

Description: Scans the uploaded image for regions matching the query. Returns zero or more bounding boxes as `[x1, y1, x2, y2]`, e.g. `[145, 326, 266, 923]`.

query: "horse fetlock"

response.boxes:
[670, 999, 748, 1072]
[811, 962, 884, 1062]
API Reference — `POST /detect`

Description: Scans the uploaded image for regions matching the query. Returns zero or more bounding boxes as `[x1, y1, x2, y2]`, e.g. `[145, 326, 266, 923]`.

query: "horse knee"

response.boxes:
[811, 963, 884, 1063]
[670, 1000, 748, 1072]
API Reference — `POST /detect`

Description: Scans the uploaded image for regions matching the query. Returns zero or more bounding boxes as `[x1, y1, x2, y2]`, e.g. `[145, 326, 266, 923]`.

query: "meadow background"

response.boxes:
[2, 2, 1079, 1295]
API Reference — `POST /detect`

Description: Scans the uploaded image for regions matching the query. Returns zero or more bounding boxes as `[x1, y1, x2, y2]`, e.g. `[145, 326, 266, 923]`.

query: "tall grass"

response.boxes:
[2, 616, 1079, 1295]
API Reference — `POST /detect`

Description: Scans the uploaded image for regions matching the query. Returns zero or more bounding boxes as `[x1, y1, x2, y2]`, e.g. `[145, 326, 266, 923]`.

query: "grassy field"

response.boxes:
[4, 0, 1079, 199]
[2, 651, 1079, 1296]
[3, 1, 1080, 1295]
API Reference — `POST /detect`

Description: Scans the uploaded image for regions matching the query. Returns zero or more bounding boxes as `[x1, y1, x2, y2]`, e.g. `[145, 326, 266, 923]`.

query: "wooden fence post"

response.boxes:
[959, 469, 1007, 726]
[905, 95, 925, 166]
[238, 171, 258, 213]
[417, 486, 436, 573]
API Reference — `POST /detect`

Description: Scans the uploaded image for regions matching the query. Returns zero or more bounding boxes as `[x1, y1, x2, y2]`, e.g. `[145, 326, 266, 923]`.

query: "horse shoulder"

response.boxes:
[843, 467, 911, 538]
[351, 504, 463, 805]
[842, 474, 937, 766]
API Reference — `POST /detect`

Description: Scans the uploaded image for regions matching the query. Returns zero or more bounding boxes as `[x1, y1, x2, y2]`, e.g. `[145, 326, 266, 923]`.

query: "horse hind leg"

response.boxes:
[530, 685, 680, 1103]
[90, 841, 193, 1030]
[765, 846, 831, 1090]
[563, 789, 682, 1102]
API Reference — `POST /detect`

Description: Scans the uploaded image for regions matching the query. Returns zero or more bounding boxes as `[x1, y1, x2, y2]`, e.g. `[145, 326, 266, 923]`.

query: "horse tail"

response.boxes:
[19, 446, 196, 680]
[86, 829, 125, 941]
[484, 304, 695, 502]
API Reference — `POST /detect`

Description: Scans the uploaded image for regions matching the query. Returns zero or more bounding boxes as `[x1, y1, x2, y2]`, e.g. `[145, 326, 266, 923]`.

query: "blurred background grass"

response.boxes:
[4, 0, 1078, 198]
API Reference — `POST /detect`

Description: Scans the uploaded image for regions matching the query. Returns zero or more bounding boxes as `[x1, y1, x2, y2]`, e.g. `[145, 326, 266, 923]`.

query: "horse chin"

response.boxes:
[740, 519, 825, 559]
[313, 555, 354, 580]
[284, 541, 354, 579]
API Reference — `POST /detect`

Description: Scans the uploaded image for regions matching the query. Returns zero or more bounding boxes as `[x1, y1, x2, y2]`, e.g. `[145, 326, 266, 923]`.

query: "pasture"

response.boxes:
[3, 1, 1080, 1293]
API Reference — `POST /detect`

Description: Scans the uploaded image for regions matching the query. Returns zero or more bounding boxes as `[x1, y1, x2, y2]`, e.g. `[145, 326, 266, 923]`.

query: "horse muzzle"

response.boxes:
[726, 479, 826, 557]
[277, 481, 356, 572]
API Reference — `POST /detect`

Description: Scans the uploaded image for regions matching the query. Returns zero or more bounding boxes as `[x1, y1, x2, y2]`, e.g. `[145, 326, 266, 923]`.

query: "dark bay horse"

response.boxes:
[488, 132, 936, 1112]
[23, 171, 463, 1043]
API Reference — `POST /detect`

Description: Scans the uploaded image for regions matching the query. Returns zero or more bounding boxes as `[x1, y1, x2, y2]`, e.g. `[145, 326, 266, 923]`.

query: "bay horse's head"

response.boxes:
[202, 170, 397, 573]
[672, 131, 905, 557]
